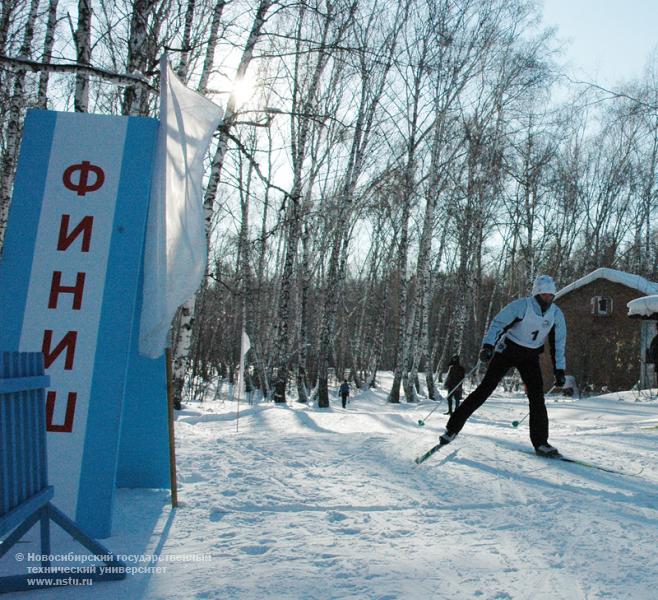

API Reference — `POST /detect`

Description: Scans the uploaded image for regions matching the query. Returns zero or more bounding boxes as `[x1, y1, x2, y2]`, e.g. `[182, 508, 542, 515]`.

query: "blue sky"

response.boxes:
[541, 0, 658, 86]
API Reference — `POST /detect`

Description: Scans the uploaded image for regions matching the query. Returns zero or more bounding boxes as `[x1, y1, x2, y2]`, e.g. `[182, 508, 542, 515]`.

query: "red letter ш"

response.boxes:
[46, 391, 77, 433]
[48, 271, 86, 310]
[57, 215, 94, 252]
[42, 330, 77, 370]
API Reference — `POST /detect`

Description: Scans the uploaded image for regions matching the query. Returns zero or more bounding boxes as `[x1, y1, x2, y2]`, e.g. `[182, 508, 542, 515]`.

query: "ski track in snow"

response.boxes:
[3, 379, 658, 599]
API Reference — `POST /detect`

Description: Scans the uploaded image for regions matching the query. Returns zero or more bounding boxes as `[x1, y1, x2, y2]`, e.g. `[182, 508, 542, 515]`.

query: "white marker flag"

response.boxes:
[237, 329, 251, 400]
[235, 329, 251, 431]
[139, 54, 224, 357]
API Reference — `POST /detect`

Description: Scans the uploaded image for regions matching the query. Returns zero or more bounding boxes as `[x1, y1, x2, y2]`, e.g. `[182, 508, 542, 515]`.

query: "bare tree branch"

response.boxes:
[0, 54, 156, 90]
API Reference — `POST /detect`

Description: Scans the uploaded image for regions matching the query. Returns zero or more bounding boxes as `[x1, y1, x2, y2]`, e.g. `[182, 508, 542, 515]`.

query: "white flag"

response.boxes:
[139, 54, 224, 358]
[241, 330, 251, 359]
[237, 330, 251, 400]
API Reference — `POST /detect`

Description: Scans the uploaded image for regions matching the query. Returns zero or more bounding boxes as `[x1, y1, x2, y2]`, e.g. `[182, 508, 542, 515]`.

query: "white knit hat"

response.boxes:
[532, 274, 556, 296]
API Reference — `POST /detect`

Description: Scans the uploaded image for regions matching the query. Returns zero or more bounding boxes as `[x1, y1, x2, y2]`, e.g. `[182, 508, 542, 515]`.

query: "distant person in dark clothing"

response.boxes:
[339, 380, 350, 408]
[444, 355, 465, 415]
[245, 371, 254, 405]
[647, 323, 658, 386]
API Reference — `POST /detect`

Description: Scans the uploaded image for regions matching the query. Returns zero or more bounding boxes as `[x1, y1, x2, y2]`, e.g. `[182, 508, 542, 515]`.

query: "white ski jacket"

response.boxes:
[482, 296, 567, 370]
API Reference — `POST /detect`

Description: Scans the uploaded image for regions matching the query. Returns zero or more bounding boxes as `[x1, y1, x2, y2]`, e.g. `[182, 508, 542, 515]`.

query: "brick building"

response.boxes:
[540, 268, 658, 393]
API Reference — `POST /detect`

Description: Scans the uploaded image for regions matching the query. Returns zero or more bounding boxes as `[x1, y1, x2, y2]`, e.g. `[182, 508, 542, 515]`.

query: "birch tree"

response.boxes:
[0, 0, 41, 251]
[315, 0, 407, 407]
[272, 0, 342, 402]
[122, 0, 160, 116]
[37, 0, 59, 108]
[74, 0, 92, 112]
[170, 0, 275, 408]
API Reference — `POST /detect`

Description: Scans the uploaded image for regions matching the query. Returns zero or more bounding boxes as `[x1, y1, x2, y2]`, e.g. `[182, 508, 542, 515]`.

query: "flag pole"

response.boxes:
[165, 347, 178, 507]
[236, 332, 244, 434]
[235, 371, 240, 433]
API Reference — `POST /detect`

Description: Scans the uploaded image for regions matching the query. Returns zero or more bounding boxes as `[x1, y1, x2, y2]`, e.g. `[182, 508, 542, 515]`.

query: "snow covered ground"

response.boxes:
[3, 374, 658, 599]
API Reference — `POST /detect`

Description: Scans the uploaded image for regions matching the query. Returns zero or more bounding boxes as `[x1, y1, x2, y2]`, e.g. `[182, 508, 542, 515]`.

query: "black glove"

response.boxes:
[479, 344, 494, 363]
[554, 369, 566, 387]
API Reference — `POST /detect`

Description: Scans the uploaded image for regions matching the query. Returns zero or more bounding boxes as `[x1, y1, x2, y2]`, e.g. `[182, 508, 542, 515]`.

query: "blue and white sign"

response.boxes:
[0, 109, 169, 538]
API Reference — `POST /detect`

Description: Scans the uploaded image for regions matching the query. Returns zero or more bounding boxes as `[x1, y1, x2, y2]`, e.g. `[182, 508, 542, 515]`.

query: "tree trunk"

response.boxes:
[197, 0, 227, 94]
[176, 0, 196, 80]
[0, 0, 41, 251]
[122, 0, 157, 116]
[74, 0, 92, 112]
[37, 0, 59, 108]
[388, 199, 410, 404]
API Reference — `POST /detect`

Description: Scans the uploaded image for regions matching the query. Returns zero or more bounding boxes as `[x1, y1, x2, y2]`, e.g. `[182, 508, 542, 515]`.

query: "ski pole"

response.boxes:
[512, 385, 556, 427]
[418, 361, 480, 427]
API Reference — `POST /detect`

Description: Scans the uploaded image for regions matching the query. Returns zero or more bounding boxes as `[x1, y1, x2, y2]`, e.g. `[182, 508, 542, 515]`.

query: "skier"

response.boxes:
[440, 275, 567, 457]
[339, 379, 350, 408]
[443, 355, 465, 415]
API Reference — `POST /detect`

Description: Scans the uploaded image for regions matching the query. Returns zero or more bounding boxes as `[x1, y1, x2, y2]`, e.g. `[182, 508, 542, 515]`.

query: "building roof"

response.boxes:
[555, 267, 658, 300]
[627, 295, 658, 319]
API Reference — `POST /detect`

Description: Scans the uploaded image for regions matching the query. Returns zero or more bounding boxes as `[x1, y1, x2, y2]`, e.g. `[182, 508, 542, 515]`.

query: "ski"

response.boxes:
[532, 452, 643, 476]
[416, 443, 642, 475]
[414, 439, 449, 464]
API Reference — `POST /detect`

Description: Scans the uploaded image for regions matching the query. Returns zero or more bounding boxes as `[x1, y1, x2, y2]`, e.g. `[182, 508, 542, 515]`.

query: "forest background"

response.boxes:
[0, 0, 656, 408]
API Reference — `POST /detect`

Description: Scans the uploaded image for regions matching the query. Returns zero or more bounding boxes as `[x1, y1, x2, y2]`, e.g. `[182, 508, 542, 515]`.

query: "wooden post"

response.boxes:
[165, 348, 178, 508]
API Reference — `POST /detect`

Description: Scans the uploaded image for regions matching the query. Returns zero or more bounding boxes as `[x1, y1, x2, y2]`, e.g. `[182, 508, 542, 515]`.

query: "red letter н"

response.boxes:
[48, 271, 86, 310]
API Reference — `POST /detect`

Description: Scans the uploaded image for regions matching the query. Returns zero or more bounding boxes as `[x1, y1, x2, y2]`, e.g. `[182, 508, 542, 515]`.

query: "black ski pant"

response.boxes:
[340, 393, 348, 408]
[446, 348, 549, 448]
[446, 390, 462, 414]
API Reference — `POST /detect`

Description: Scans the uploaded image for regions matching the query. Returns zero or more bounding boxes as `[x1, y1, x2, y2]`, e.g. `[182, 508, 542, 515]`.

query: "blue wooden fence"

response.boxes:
[0, 351, 125, 593]
[0, 351, 51, 532]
